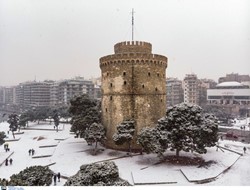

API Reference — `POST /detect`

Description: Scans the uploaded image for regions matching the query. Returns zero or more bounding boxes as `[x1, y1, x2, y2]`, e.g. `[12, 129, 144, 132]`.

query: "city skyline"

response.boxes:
[0, 0, 249, 86]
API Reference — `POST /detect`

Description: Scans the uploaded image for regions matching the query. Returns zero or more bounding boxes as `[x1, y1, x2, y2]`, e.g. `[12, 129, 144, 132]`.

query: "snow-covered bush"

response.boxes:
[8, 166, 53, 186]
[64, 161, 130, 186]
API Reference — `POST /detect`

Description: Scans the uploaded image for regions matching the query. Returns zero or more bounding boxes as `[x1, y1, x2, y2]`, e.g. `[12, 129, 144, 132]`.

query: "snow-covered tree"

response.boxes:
[69, 94, 101, 138]
[7, 113, 19, 139]
[84, 123, 106, 155]
[0, 132, 6, 145]
[157, 103, 218, 157]
[65, 161, 130, 186]
[19, 110, 34, 128]
[33, 106, 50, 124]
[113, 120, 135, 154]
[52, 110, 60, 132]
[8, 166, 53, 186]
[137, 127, 167, 157]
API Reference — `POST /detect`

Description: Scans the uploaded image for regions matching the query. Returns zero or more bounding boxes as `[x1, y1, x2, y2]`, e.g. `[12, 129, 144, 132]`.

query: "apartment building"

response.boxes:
[183, 74, 200, 105]
[166, 78, 183, 108]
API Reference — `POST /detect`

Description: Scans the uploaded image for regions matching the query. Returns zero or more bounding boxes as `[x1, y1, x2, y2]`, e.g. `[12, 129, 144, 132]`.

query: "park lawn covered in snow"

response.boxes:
[0, 121, 250, 186]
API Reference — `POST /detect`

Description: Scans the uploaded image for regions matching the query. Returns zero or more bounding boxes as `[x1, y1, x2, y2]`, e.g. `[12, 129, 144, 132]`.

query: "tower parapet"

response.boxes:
[114, 41, 152, 54]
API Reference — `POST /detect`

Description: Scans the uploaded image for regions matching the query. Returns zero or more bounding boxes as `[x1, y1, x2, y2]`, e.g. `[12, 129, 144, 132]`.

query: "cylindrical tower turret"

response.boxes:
[100, 41, 168, 151]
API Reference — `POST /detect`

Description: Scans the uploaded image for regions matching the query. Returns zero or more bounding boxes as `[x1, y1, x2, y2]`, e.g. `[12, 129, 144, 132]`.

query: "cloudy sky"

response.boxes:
[0, 0, 249, 86]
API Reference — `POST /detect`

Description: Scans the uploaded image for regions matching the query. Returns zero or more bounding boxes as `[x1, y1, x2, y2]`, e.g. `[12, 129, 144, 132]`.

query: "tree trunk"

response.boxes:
[176, 149, 180, 157]
[12, 131, 15, 139]
[94, 141, 98, 155]
[128, 142, 131, 155]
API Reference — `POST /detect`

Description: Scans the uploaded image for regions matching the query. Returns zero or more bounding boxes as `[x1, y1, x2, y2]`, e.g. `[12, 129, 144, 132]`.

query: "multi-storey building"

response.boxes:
[166, 78, 183, 108]
[218, 73, 250, 83]
[207, 81, 250, 116]
[49, 77, 96, 106]
[6, 78, 97, 108]
[16, 81, 51, 108]
[199, 79, 217, 107]
[183, 74, 200, 105]
[0, 86, 16, 105]
[207, 82, 250, 106]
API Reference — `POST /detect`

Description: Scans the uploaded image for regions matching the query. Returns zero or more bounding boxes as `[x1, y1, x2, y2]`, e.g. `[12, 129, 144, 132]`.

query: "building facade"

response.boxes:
[0, 86, 16, 105]
[16, 81, 51, 108]
[207, 82, 250, 106]
[183, 74, 200, 105]
[207, 81, 250, 116]
[100, 41, 168, 150]
[218, 73, 250, 83]
[166, 78, 183, 108]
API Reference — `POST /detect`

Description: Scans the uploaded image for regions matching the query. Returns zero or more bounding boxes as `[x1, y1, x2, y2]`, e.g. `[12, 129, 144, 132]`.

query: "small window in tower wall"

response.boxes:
[148, 72, 151, 76]
[110, 83, 112, 87]
[107, 73, 109, 76]
[157, 73, 160, 77]
[105, 108, 108, 112]
[142, 84, 144, 88]
[155, 87, 158, 91]
[161, 99, 163, 102]
[124, 81, 127, 85]
[110, 96, 112, 100]
[123, 72, 126, 76]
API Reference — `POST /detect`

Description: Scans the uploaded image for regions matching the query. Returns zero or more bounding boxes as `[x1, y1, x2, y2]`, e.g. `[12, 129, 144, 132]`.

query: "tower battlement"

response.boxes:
[114, 41, 152, 54]
[100, 53, 167, 68]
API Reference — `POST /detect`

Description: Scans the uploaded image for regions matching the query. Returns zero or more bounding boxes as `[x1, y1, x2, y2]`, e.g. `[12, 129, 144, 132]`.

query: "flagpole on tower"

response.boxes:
[132, 8, 135, 41]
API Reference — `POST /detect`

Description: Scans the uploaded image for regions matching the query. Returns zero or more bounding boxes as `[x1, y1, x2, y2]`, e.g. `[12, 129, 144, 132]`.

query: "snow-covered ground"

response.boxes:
[219, 117, 250, 131]
[0, 120, 250, 187]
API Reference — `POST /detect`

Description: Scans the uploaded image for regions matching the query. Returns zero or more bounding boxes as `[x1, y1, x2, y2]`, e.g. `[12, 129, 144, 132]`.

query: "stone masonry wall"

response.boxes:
[100, 41, 167, 150]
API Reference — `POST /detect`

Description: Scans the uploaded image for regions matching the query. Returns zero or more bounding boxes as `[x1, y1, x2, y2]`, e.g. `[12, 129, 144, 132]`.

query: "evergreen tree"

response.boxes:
[52, 110, 60, 132]
[113, 120, 135, 154]
[69, 94, 101, 138]
[33, 107, 50, 124]
[84, 123, 106, 155]
[137, 127, 167, 158]
[0, 132, 6, 145]
[7, 113, 19, 139]
[157, 103, 218, 157]
[19, 110, 34, 128]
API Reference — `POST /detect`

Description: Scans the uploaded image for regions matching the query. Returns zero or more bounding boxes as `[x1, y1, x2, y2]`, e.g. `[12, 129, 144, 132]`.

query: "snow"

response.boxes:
[1, 120, 250, 187]
[216, 81, 244, 87]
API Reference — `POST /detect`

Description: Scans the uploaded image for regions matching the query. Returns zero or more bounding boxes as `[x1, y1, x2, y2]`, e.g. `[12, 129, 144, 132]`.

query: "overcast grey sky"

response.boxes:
[0, 0, 249, 86]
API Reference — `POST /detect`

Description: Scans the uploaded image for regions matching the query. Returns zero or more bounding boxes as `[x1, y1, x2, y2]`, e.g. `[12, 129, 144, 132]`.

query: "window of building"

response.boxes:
[110, 83, 113, 87]
[124, 81, 127, 85]
[110, 96, 112, 100]
[123, 72, 126, 76]
[148, 72, 151, 77]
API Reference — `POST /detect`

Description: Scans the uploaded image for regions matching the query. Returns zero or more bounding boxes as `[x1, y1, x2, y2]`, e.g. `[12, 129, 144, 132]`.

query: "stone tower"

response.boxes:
[100, 41, 168, 150]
